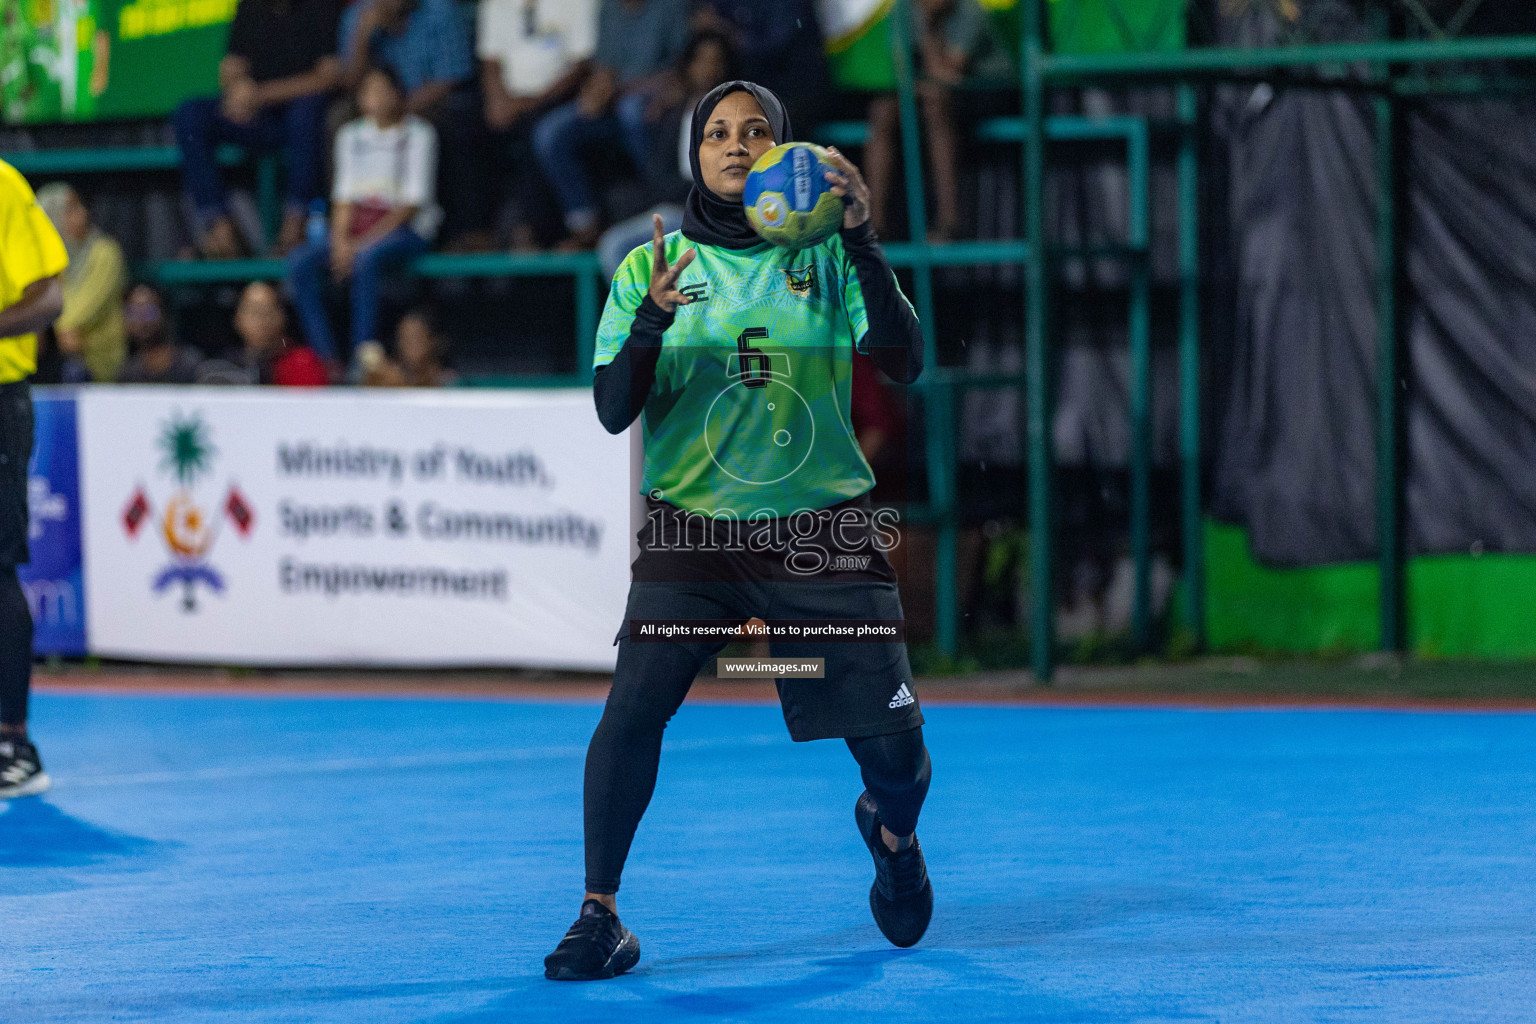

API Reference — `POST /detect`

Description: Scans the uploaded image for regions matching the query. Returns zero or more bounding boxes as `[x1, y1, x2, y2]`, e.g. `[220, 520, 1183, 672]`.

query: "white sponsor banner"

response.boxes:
[78, 387, 630, 669]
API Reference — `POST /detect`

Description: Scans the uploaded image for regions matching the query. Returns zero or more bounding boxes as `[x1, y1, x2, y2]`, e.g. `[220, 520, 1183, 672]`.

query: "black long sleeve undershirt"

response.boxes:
[592, 222, 924, 434]
[841, 220, 925, 385]
[593, 295, 673, 435]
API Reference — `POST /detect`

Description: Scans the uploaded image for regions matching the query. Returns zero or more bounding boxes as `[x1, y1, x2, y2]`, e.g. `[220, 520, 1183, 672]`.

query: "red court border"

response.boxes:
[33, 672, 1536, 712]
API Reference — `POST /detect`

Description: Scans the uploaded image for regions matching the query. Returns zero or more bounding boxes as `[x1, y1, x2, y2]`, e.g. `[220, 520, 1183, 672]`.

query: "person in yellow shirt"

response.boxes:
[37, 184, 127, 383]
[0, 158, 67, 799]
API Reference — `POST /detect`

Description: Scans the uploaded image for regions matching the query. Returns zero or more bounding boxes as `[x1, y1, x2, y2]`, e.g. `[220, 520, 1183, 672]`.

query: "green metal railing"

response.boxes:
[10, 144, 286, 246]
[1017, 0, 1536, 679]
[5, 145, 240, 175]
[1041, 33, 1536, 80]
[1176, 84, 1201, 652]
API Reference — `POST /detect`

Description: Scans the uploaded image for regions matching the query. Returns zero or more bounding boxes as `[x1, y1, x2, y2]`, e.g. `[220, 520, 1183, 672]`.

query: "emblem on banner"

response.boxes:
[122, 412, 254, 612]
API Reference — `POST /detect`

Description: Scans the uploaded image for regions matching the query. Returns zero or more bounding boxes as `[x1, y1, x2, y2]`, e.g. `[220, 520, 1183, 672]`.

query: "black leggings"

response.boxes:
[583, 639, 932, 894]
[0, 567, 32, 728]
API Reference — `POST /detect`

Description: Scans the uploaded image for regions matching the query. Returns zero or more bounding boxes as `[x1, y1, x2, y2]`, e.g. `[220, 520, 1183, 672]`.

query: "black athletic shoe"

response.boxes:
[855, 790, 933, 947]
[0, 737, 50, 799]
[544, 899, 641, 981]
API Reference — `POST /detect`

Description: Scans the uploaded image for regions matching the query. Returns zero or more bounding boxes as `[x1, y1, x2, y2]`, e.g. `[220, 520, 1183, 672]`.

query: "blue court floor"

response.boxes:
[3, 692, 1535, 1023]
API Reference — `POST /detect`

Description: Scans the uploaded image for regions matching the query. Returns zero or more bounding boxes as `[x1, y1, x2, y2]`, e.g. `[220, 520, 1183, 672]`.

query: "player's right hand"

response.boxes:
[647, 214, 696, 313]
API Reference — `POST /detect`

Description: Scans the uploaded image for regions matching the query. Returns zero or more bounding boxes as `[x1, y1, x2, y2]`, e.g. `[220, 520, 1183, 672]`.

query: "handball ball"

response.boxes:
[743, 142, 845, 250]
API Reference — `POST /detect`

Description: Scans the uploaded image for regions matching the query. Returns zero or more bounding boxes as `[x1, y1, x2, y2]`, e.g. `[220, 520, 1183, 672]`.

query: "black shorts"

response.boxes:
[0, 381, 33, 569]
[612, 494, 923, 742]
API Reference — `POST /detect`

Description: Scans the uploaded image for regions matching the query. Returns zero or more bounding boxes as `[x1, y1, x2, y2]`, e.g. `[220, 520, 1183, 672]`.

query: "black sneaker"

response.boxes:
[0, 737, 50, 799]
[855, 790, 933, 947]
[544, 899, 641, 981]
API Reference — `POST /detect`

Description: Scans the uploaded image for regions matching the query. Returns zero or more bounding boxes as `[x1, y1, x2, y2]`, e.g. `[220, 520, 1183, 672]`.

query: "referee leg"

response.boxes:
[0, 567, 30, 730]
[0, 381, 33, 735]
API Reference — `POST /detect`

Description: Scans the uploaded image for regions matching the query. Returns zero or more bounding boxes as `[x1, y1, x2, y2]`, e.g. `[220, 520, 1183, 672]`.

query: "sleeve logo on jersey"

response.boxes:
[784, 265, 816, 298]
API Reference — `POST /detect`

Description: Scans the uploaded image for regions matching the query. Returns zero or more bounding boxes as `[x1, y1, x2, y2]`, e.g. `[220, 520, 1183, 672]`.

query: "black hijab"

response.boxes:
[681, 80, 793, 250]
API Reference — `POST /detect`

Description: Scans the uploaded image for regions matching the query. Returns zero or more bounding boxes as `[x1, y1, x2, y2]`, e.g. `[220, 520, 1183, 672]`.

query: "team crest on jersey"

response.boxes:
[679, 280, 709, 304]
[784, 265, 815, 298]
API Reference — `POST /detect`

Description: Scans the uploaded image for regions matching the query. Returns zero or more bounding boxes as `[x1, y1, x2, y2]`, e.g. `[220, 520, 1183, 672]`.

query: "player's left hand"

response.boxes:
[823, 147, 871, 229]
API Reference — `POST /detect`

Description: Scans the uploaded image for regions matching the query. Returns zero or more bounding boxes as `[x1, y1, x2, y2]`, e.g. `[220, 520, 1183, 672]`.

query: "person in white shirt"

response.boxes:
[286, 65, 438, 366]
[478, 0, 599, 249]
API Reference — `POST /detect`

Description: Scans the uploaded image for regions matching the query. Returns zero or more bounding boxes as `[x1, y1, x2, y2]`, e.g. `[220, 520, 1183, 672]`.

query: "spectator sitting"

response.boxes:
[172, 0, 341, 258]
[532, 0, 691, 249]
[117, 284, 204, 384]
[915, 0, 1009, 239]
[35, 183, 126, 383]
[663, 31, 737, 201]
[867, 0, 1011, 240]
[197, 281, 329, 386]
[357, 307, 457, 387]
[396, 307, 457, 386]
[478, 0, 597, 250]
[287, 65, 438, 367]
[597, 29, 737, 276]
[693, 0, 830, 128]
[340, 0, 481, 250]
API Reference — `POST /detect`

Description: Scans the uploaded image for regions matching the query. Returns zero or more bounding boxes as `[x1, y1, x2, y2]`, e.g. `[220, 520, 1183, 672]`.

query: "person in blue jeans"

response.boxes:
[172, 0, 342, 257]
[339, 0, 480, 249]
[532, 0, 691, 248]
[286, 66, 439, 366]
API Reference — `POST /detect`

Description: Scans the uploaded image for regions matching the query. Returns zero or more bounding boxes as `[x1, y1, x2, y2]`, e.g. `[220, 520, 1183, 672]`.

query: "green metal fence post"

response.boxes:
[1024, 0, 1054, 682]
[890, 0, 936, 358]
[1374, 96, 1404, 652]
[1127, 120, 1152, 653]
[576, 268, 599, 384]
[1371, 8, 1404, 654]
[926, 378, 959, 659]
[1176, 84, 1204, 650]
[256, 155, 281, 247]
[890, 0, 957, 660]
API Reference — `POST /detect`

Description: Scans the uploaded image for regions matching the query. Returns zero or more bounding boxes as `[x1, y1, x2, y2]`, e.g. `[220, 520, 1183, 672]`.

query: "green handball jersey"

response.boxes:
[595, 231, 914, 518]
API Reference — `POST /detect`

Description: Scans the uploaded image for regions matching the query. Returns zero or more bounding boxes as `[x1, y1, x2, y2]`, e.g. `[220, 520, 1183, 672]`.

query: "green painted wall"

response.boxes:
[1047, 0, 1186, 55]
[1206, 521, 1536, 659]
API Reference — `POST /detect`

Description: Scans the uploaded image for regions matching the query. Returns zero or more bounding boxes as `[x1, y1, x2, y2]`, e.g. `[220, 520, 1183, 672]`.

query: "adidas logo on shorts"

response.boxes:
[888, 683, 915, 709]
